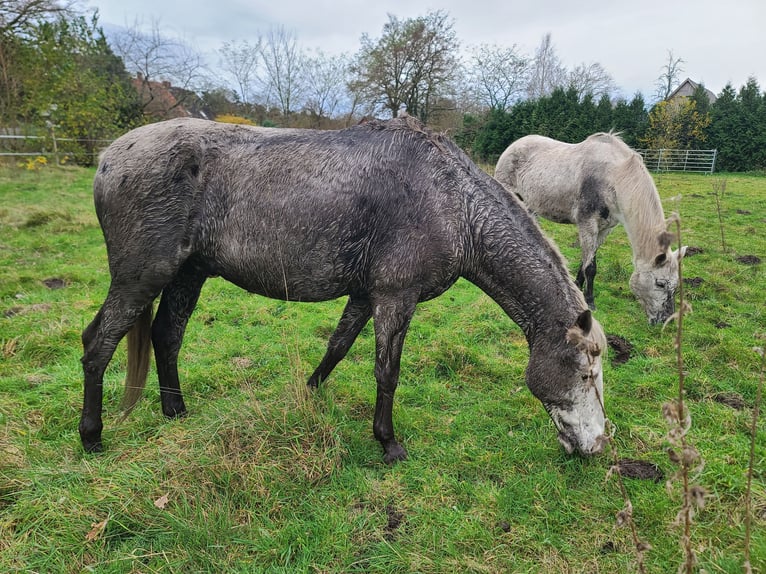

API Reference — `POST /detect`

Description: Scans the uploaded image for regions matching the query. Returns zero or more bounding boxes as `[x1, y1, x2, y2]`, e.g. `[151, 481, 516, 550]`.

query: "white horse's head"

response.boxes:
[630, 246, 687, 325]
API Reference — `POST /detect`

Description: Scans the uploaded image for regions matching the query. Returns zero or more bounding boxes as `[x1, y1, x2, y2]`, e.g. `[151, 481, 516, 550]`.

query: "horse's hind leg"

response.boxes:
[80, 289, 157, 452]
[307, 295, 371, 388]
[151, 261, 207, 418]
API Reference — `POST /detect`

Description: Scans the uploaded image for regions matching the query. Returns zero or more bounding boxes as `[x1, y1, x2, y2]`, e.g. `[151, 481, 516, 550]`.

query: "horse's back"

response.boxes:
[93, 118, 466, 303]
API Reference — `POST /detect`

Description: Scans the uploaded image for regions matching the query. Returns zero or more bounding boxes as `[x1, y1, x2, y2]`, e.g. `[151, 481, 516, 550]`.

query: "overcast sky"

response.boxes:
[86, 0, 764, 101]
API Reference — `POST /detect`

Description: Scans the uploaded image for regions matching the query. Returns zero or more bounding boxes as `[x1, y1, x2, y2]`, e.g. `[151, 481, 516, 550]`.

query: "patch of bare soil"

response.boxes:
[617, 458, 664, 482]
[384, 503, 404, 541]
[736, 209, 752, 215]
[42, 277, 66, 289]
[4, 303, 51, 318]
[683, 277, 704, 287]
[684, 246, 704, 257]
[712, 392, 747, 410]
[606, 334, 633, 366]
[715, 321, 731, 329]
[735, 255, 761, 265]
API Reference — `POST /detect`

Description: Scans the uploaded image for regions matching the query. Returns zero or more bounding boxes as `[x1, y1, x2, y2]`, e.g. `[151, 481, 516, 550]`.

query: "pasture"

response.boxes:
[0, 164, 764, 573]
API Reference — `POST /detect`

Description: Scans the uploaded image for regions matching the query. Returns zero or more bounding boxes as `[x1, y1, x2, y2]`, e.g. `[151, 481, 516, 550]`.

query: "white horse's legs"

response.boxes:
[577, 221, 601, 309]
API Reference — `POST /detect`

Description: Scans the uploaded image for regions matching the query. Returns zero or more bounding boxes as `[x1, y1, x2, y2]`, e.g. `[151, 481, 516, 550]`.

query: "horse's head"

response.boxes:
[526, 310, 607, 456]
[630, 246, 687, 325]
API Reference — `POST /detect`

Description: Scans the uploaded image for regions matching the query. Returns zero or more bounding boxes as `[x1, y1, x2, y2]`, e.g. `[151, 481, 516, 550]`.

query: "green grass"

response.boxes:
[0, 165, 764, 573]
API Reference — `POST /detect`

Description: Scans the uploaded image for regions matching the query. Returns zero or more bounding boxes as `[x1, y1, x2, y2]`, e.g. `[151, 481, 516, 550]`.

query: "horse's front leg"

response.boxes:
[371, 293, 417, 464]
[577, 223, 600, 310]
[307, 295, 371, 388]
[582, 256, 597, 310]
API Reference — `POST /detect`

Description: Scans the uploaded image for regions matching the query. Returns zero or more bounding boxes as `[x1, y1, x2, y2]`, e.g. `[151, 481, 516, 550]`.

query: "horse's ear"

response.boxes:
[575, 309, 592, 334]
[654, 252, 668, 267]
[678, 245, 688, 259]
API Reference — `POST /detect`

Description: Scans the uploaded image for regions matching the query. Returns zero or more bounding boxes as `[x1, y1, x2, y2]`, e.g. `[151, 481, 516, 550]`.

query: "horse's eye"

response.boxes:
[655, 279, 668, 289]
[581, 374, 590, 381]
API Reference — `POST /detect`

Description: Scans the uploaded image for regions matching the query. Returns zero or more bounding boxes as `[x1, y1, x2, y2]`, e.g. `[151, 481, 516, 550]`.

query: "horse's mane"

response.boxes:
[612, 152, 667, 257]
[359, 114, 465, 162]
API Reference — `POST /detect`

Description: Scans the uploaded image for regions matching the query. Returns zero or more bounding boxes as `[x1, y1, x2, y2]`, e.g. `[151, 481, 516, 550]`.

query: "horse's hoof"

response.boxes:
[383, 442, 408, 464]
[82, 439, 103, 453]
[162, 405, 187, 419]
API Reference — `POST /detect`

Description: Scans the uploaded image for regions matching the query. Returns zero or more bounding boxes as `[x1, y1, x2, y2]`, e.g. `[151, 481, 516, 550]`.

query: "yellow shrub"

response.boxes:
[215, 115, 257, 126]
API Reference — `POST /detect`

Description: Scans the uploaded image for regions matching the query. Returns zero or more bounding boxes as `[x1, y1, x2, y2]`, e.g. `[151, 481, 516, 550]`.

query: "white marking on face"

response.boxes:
[549, 366, 606, 455]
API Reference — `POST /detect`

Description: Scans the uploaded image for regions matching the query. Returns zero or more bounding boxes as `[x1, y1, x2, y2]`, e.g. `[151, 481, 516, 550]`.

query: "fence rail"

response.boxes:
[635, 148, 717, 174]
[0, 133, 113, 165]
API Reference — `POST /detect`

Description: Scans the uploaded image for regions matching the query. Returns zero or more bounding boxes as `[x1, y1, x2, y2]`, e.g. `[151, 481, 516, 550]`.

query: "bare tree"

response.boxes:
[465, 43, 529, 112]
[567, 61, 617, 101]
[260, 25, 304, 121]
[526, 32, 567, 100]
[302, 49, 351, 127]
[655, 49, 685, 101]
[0, 0, 77, 34]
[112, 18, 206, 118]
[218, 39, 262, 112]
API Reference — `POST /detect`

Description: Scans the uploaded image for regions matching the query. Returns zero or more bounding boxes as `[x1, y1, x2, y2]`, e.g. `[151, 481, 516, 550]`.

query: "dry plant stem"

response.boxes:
[594, 385, 648, 574]
[744, 343, 765, 573]
[712, 179, 727, 253]
[671, 215, 694, 574]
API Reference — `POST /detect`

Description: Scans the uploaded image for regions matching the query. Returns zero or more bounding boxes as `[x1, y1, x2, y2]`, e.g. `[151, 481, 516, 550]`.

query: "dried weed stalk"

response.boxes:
[587, 356, 650, 572]
[662, 213, 706, 574]
[744, 339, 765, 574]
[711, 178, 727, 253]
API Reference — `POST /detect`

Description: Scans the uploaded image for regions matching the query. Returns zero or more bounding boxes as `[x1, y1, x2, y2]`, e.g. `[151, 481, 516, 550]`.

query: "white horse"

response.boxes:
[494, 132, 686, 324]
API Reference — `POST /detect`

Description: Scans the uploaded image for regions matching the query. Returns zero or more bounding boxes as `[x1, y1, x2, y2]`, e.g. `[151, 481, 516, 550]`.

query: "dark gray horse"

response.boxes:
[80, 116, 608, 463]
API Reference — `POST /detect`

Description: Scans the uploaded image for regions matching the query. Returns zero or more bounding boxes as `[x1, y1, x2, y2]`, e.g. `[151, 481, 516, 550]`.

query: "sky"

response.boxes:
[85, 0, 765, 101]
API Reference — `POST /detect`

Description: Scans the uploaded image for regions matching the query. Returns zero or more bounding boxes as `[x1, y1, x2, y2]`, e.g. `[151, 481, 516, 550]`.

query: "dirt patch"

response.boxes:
[3, 303, 51, 318]
[42, 277, 66, 289]
[606, 334, 633, 366]
[684, 246, 704, 257]
[736, 209, 752, 215]
[712, 392, 746, 410]
[497, 520, 511, 533]
[617, 458, 664, 482]
[384, 503, 404, 540]
[683, 277, 704, 287]
[715, 321, 731, 329]
[735, 255, 761, 265]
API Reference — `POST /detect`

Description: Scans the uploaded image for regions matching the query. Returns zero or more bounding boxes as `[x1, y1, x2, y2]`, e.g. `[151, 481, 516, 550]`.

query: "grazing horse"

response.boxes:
[494, 132, 686, 324]
[80, 116, 608, 463]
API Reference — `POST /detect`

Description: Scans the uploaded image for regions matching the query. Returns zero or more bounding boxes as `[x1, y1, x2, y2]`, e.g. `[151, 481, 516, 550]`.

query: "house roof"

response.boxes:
[667, 78, 717, 104]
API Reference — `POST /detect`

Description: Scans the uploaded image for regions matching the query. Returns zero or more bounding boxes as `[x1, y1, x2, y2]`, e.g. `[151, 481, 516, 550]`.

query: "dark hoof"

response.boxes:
[383, 442, 408, 465]
[79, 421, 103, 453]
[82, 439, 103, 453]
[306, 378, 319, 389]
[162, 405, 187, 419]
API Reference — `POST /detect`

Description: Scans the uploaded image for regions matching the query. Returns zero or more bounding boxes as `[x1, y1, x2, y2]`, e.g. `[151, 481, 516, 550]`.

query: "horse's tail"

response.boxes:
[119, 305, 153, 420]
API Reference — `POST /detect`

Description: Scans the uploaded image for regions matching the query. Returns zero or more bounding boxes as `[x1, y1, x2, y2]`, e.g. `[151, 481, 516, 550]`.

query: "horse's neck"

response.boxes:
[615, 171, 666, 263]
[465, 194, 584, 342]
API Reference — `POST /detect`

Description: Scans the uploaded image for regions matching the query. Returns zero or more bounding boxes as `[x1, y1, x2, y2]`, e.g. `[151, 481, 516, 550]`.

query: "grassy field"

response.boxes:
[0, 164, 764, 573]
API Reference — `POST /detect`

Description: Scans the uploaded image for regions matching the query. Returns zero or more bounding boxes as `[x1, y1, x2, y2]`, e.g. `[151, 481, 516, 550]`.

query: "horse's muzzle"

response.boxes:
[558, 431, 607, 456]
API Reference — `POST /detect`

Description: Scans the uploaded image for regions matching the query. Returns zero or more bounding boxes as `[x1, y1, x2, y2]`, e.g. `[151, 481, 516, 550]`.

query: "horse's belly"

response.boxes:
[212, 252, 353, 302]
